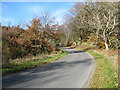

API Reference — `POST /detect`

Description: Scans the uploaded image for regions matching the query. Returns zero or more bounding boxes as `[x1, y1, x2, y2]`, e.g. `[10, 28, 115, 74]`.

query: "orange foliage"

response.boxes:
[2, 18, 62, 61]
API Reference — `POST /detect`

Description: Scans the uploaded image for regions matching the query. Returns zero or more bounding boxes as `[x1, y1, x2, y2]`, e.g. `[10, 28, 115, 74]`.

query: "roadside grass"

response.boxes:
[2, 51, 67, 75]
[0, 41, 1, 48]
[88, 51, 118, 88]
[75, 45, 118, 88]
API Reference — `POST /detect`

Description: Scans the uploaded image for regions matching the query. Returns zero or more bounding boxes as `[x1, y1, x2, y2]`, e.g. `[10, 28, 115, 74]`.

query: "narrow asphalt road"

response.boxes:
[3, 47, 95, 88]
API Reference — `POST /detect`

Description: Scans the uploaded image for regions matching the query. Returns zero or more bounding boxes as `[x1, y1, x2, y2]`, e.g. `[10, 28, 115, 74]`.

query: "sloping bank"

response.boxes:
[2, 50, 67, 75]
[87, 51, 118, 88]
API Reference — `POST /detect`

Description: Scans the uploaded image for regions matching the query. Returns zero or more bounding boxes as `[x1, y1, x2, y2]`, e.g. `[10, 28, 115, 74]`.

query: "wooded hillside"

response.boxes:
[1, 2, 119, 63]
[61, 2, 119, 50]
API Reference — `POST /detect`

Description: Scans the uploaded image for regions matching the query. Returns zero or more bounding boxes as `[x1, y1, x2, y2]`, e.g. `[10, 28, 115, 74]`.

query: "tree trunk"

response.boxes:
[105, 41, 109, 50]
[80, 35, 82, 44]
[103, 29, 109, 50]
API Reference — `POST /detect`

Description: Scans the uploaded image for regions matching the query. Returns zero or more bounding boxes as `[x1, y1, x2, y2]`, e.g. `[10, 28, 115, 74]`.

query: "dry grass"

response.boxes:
[94, 49, 118, 69]
[75, 43, 118, 88]
[3, 51, 61, 65]
[75, 44, 118, 67]
[2, 50, 67, 75]
[88, 51, 118, 88]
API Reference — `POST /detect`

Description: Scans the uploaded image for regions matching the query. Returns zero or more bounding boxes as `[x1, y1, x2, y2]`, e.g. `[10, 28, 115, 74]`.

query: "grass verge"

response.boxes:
[2, 51, 67, 75]
[75, 44, 118, 88]
[88, 51, 118, 88]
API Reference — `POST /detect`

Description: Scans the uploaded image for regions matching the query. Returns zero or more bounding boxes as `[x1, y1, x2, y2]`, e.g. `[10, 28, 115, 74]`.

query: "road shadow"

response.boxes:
[3, 58, 93, 88]
[68, 50, 84, 54]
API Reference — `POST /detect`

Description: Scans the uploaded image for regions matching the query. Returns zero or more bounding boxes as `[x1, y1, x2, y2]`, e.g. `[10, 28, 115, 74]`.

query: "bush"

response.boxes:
[2, 18, 62, 63]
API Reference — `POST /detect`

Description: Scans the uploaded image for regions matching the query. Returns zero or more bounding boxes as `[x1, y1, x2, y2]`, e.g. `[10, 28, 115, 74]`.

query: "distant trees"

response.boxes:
[62, 2, 118, 50]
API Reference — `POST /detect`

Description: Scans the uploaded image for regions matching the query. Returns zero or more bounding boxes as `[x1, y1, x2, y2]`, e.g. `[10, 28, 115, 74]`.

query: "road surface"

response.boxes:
[3, 47, 95, 88]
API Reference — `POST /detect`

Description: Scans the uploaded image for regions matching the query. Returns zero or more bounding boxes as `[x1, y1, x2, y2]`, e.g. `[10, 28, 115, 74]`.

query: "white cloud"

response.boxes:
[26, 3, 49, 15]
[0, 17, 14, 25]
[56, 17, 63, 25]
[54, 9, 67, 17]
[27, 5, 43, 15]
[54, 9, 68, 25]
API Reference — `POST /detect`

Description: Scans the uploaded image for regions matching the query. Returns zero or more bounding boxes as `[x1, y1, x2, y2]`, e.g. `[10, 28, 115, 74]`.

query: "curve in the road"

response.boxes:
[3, 47, 95, 88]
